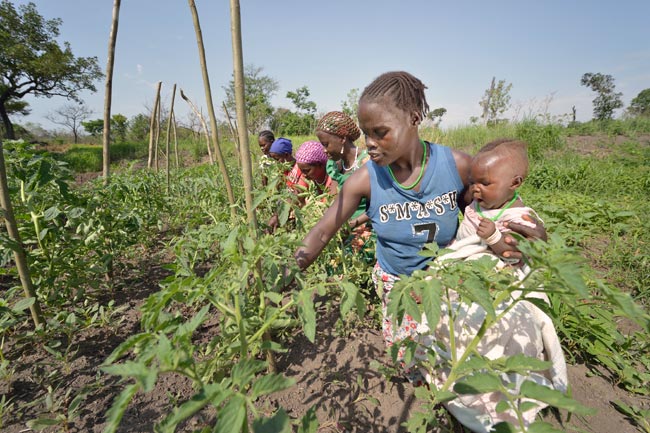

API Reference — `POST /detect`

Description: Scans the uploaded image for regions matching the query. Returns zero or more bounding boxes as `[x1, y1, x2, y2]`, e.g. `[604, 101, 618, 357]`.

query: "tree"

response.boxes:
[46, 103, 92, 144]
[627, 88, 650, 117]
[111, 113, 128, 143]
[273, 86, 317, 135]
[82, 114, 128, 142]
[427, 107, 447, 127]
[580, 72, 623, 121]
[286, 86, 316, 115]
[341, 88, 360, 118]
[479, 77, 512, 125]
[223, 64, 278, 134]
[127, 113, 151, 142]
[81, 119, 103, 137]
[0, 1, 103, 139]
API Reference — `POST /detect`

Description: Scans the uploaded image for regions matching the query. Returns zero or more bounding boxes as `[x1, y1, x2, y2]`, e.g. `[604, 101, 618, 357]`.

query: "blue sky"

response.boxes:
[14, 0, 650, 131]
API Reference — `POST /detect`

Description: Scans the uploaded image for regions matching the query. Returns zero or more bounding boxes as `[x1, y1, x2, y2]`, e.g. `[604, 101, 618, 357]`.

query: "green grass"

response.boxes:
[57, 142, 147, 172]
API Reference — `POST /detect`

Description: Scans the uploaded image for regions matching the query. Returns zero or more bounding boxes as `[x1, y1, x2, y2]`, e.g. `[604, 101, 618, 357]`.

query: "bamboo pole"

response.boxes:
[102, 0, 121, 186]
[172, 111, 179, 168]
[222, 102, 240, 168]
[155, 95, 161, 172]
[147, 81, 162, 169]
[187, 0, 236, 218]
[230, 0, 275, 373]
[0, 139, 43, 328]
[165, 84, 177, 194]
[229, 0, 256, 232]
[180, 90, 213, 165]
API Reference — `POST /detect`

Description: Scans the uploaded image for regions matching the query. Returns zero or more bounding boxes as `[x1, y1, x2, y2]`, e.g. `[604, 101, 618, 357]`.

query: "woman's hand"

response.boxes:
[501, 214, 547, 261]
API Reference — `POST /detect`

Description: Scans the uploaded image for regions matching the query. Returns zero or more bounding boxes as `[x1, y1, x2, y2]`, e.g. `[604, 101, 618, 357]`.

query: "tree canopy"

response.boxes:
[0, 0, 103, 139]
[479, 77, 512, 125]
[628, 88, 650, 117]
[580, 72, 623, 121]
[223, 64, 278, 134]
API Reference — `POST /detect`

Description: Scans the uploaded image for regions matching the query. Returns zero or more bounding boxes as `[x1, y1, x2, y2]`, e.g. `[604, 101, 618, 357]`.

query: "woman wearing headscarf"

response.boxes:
[316, 112, 373, 253]
[293, 140, 337, 196]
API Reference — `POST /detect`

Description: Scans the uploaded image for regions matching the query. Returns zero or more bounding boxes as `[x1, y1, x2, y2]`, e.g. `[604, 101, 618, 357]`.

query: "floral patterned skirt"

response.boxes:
[372, 262, 426, 386]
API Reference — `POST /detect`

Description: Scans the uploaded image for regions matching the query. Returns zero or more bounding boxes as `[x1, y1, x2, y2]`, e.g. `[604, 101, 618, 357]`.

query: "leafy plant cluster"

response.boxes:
[2, 127, 650, 432]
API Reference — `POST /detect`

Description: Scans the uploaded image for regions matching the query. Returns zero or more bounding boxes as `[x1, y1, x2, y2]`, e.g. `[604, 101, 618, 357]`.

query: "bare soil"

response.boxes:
[3, 249, 648, 433]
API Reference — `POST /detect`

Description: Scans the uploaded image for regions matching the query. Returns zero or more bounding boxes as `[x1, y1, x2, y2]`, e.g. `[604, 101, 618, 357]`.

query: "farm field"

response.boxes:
[1, 121, 649, 433]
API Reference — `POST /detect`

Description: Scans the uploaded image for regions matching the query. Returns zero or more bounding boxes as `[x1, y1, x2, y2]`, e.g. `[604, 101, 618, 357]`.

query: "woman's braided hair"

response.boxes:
[316, 111, 361, 141]
[360, 71, 430, 119]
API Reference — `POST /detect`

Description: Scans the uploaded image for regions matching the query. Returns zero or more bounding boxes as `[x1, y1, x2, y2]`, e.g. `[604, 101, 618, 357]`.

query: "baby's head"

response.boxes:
[475, 139, 528, 180]
[470, 139, 529, 209]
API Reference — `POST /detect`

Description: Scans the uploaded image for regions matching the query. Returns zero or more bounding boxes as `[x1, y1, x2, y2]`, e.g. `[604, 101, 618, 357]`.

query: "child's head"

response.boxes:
[470, 139, 529, 210]
[357, 71, 430, 166]
[269, 137, 293, 162]
[315, 111, 361, 161]
[295, 141, 328, 183]
[258, 130, 275, 155]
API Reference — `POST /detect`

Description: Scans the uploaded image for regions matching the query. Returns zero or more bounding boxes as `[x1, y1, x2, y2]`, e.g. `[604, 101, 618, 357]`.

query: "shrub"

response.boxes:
[515, 119, 565, 158]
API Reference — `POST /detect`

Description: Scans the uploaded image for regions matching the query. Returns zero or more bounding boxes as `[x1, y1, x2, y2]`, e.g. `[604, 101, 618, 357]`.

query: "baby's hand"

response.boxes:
[477, 218, 496, 239]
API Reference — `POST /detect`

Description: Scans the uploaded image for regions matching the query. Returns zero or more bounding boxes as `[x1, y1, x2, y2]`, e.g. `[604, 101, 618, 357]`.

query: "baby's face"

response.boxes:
[469, 155, 516, 210]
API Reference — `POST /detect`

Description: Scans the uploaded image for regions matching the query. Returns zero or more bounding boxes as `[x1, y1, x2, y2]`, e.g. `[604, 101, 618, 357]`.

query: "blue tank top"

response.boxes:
[367, 142, 464, 276]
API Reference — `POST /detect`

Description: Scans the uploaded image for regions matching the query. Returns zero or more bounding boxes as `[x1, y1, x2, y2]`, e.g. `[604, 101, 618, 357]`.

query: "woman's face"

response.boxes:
[297, 162, 326, 183]
[358, 97, 418, 167]
[258, 136, 273, 155]
[316, 130, 345, 161]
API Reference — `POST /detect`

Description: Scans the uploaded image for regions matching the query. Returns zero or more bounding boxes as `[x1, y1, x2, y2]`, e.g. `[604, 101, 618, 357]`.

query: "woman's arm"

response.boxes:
[451, 149, 473, 212]
[294, 166, 370, 270]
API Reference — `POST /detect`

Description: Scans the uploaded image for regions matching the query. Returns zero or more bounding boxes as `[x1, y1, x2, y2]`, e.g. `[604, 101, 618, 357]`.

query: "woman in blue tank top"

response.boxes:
[292, 71, 547, 389]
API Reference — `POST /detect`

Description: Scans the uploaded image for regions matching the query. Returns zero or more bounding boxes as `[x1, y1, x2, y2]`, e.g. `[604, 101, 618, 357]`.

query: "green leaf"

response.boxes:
[420, 278, 442, 330]
[432, 389, 457, 403]
[101, 361, 158, 392]
[43, 206, 60, 221]
[104, 333, 155, 365]
[175, 305, 209, 338]
[279, 201, 291, 226]
[250, 374, 295, 399]
[453, 372, 502, 394]
[231, 359, 266, 389]
[264, 291, 284, 305]
[26, 417, 61, 430]
[156, 384, 225, 433]
[252, 408, 291, 433]
[454, 356, 489, 376]
[495, 400, 510, 413]
[519, 381, 595, 415]
[519, 401, 541, 413]
[296, 406, 319, 433]
[502, 354, 551, 373]
[491, 421, 517, 433]
[215, 394, 247, 433]
[104, 383, 140, 433]
[295, 288, 316, 343]
[340, 282, 358, 318]
[12, 296, 34, 312]
[527, 421, 566, 433]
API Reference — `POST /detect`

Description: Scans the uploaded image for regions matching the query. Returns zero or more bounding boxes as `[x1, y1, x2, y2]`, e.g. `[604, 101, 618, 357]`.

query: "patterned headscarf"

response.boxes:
[269, 137, 292, 154]
[316, 111, 361, 141]
[295, 141, 328, 165]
